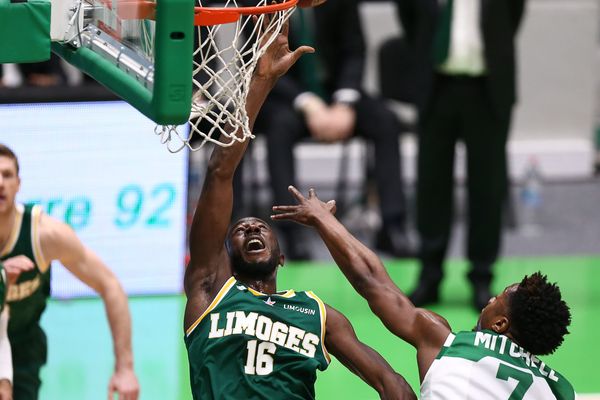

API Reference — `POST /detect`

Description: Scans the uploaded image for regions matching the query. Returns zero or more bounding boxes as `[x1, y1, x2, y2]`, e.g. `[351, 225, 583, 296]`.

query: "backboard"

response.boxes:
[50, 0, 195, 124]
[2, 0, 299, 145]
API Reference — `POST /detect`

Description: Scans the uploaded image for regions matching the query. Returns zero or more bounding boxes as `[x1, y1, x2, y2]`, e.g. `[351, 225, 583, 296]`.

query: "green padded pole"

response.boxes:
[52, 43, 153, 115]
[152, 0, 195, 124]
[0, 0, 51, 63]
[51, 0, 194, 125]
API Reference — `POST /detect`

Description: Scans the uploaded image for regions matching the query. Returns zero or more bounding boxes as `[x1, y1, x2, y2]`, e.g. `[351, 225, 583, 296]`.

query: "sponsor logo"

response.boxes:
[7, 276, 41, 302]
[264, 297, 276, 306]
[283, 304, 316, 315]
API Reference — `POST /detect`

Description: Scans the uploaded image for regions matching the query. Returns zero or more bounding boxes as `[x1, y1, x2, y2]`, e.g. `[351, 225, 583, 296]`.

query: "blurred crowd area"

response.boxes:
[0, 55, 119, 102]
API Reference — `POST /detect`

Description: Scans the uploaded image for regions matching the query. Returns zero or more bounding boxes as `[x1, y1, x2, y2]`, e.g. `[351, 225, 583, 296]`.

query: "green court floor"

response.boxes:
[39, 257, 599, 399]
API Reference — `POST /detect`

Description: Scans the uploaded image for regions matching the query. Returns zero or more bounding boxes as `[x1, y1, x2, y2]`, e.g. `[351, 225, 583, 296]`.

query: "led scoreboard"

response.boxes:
[0, 101, 188, 298]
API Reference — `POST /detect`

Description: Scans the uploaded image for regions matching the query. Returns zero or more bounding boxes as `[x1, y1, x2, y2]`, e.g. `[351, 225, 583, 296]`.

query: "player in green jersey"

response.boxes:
[0, 257, 21, 400]
[272, 186, 575, 399]
[185, 19, 416, 400]
[0, 144, 139, 400]
[0, 255, 38, 400]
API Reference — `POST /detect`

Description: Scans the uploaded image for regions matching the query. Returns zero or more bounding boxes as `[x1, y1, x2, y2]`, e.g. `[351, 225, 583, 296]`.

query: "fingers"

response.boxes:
[287, 185, 306, 201]
[308, 188, 316, 199]
[270, 212, 296, 220]
[120, 389, 139, 400]
[272, 205, 299, 212]
[7, 263, 32, 274]
[110, 387, 137, 400]
[289, 45, 315, 65]
[327, 199, 337, 215]
[271, 205, 299, 220]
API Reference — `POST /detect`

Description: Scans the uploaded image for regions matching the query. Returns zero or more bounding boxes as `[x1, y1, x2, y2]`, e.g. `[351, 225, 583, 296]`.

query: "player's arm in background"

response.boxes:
[39, 214, 139, 400]
[272, 187, 451, 377]
[325, 305, 416, 400]
[1, 256, 39, 400]
[0, 261, 15, 400]
[0, 307, 11, 400]
[184, 19, 314, 329]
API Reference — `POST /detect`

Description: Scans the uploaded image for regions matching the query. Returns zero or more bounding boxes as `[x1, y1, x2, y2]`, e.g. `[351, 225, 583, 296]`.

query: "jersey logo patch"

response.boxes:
[264, 297, 276, 306]
[7, 275, 41, 302]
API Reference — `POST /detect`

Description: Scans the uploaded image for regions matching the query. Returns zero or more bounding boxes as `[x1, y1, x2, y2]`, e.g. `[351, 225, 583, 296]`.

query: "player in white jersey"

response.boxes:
[272, 186, 575, 399]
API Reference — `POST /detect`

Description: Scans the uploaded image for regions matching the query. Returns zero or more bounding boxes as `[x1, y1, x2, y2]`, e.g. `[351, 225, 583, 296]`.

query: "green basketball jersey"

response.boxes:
[0, 204, 51, 342]
[421, 330, 575, 400]
[185, 277, 330, 400]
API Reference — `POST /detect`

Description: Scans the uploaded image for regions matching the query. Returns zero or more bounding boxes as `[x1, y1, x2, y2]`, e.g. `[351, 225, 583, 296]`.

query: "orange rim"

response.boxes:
[112, 0, 298, 26]
[194, 0, 298, 26]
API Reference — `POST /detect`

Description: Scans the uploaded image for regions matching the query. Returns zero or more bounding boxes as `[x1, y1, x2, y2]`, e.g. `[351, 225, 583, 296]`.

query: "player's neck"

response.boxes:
[236, 275, 277, 294]
[0, 204, 17, 249]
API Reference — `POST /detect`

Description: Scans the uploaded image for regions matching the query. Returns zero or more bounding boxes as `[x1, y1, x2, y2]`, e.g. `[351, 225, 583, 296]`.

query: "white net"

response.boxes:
[155, 0, 296, 153]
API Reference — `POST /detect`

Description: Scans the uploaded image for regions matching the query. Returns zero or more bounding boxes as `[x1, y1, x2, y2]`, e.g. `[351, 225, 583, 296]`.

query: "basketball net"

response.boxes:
[155, 0, 297, 153]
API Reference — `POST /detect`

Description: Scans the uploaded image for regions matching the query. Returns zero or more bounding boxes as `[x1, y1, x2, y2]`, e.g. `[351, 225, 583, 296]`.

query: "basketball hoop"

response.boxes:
[153, 0, 299, 153]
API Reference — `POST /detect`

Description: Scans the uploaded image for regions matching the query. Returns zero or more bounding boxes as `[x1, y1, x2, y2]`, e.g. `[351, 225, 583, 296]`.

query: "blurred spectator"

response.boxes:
[395, 0, 527, 310]
[11, 55, 67, 87]
[252, 0, 413, 260]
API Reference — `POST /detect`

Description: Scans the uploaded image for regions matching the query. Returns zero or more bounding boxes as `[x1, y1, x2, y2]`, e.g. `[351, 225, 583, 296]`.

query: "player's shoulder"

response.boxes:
[35, 206, 75, 235]
[36, 206, 84, 260]
[18, 202, 68, 244]
[297, 290, 328, 306]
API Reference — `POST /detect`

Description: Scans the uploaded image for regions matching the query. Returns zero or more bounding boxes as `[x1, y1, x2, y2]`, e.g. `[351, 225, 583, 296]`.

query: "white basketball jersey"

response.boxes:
[421, 331, 574, 400]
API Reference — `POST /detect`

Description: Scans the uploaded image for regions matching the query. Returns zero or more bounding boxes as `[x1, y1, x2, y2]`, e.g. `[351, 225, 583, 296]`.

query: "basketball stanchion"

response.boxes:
[156, 0, 300, 153]
[4, 0, 324, 150]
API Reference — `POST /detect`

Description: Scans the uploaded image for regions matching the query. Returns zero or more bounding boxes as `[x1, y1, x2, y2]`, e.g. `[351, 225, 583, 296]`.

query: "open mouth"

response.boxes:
[245, 238, 266, 253]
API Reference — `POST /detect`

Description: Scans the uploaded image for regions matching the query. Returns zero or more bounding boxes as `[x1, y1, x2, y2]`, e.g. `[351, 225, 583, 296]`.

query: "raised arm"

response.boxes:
[272, 187, 450, 377]
[325, 305, 416, 400]
[0, 308, 11, 400]
[39, 214, 139, 400]
[184, 20, 314, 321]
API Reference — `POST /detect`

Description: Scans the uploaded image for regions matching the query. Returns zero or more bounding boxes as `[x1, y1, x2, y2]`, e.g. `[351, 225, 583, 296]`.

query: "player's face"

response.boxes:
[0, 156, 20, 214]
[228, 217, 282, 275]
[475, 284, 518, 332]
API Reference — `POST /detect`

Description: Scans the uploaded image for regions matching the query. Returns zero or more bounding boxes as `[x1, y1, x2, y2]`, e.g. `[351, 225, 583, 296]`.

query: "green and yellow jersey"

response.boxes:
[421, 330, 575, 399]
[2, 204, 53, 399]
[0, 204, 51, 342]
[185, 277, 330, 400]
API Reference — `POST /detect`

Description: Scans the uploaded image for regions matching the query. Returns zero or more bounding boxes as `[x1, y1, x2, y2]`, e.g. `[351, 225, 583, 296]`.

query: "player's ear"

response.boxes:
[491, 315, 509, 334]
[279, 254, 285, 267]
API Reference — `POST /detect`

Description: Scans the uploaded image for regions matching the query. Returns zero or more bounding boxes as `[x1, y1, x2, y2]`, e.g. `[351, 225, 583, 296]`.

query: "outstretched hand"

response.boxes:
[271, 186, 336, 226]
[254, 15, 314, 81]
